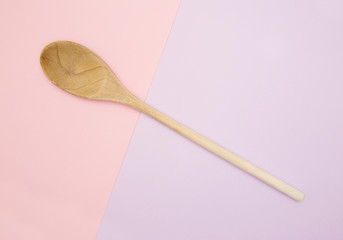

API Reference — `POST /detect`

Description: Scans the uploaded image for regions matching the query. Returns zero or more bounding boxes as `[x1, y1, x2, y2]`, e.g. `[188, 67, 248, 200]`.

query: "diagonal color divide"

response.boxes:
[97, 0, 343, 239]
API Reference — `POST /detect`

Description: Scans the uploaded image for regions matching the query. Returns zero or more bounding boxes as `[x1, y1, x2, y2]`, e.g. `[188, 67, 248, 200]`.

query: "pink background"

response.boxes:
[98, 0, 343, 239]
[0, 0, 180, 239]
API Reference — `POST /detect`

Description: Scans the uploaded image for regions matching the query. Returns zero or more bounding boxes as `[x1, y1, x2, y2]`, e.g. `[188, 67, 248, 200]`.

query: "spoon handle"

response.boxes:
[130, 99, 304, 201]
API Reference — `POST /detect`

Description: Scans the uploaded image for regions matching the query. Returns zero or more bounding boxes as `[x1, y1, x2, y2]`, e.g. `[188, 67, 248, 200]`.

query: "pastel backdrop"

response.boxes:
[1, 0, 343, 239]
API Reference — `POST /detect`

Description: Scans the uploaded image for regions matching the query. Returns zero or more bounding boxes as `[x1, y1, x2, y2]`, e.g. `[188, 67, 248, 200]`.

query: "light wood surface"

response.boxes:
[40, 41, 305, 201]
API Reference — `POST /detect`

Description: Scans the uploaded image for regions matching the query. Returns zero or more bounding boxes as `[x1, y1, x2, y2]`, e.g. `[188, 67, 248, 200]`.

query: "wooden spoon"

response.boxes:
[40, 41, 305, 201]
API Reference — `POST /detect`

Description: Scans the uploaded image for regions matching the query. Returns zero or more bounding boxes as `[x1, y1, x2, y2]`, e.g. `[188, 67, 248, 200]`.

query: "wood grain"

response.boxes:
[40, 41, 305, 201]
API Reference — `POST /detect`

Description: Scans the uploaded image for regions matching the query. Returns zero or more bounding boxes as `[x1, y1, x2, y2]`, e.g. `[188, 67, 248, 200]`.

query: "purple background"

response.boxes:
[98, 0, 343, 239]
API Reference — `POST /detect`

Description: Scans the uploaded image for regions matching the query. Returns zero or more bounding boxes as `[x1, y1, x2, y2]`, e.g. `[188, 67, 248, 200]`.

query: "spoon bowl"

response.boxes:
[40, 40, 305, 201]
[40, 41, 133, 102]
